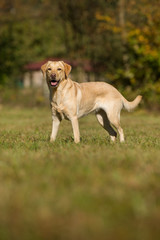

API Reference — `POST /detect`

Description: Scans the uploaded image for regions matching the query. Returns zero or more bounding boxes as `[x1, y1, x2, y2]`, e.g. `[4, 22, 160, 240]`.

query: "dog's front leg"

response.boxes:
[50, 115, 61, 142]
[71, 117, 80, 143]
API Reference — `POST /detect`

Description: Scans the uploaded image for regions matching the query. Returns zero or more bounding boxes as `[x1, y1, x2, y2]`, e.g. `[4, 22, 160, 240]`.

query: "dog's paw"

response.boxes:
[110, 136, 116, 143]
[50, 138, 55, 142]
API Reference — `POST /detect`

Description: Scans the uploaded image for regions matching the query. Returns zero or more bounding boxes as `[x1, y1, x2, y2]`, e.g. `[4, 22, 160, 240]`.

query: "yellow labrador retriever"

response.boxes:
[41, 61, 142, 143]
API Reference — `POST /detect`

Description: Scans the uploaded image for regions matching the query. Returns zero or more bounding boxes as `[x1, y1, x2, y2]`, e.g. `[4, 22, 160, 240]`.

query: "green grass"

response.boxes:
[0, 107, 160, 240]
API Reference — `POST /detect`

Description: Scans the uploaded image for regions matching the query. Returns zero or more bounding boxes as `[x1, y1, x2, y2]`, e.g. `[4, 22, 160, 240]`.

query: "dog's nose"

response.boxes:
[51, 73, 56, 79]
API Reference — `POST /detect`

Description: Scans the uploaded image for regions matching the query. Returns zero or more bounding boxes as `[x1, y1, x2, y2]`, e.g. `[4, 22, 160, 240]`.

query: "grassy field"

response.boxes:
[0, 106, 160, 240]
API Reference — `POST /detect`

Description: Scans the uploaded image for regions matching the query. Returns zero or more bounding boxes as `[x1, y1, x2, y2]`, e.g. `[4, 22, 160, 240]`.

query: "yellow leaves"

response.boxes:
[128, 27, 159, 58]
[130, 78, 136, 85]
[146, 49, 158, 58]
[96, 12, 121, 33]
[128, 29, 148, 42]
[128, 29, 141, 37]
[138, 35, 147, 43]
[112, 26, 121, 33]
[140, 44, 158, 58]
[143, 26, 150, 35]
[95, 12, 112, 23]
[133, 42, 158, 58]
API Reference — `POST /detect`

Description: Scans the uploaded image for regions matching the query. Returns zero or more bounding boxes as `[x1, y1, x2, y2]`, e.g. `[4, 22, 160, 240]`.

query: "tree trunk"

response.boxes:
[119, 0, 129, 72]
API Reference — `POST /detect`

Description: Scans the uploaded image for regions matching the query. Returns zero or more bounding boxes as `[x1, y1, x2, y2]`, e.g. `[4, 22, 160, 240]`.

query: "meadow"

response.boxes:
[0, 106, 160, 240]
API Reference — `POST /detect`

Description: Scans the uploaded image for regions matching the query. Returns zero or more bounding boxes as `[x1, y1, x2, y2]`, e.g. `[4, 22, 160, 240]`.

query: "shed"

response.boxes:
[23, 58, 94, 89]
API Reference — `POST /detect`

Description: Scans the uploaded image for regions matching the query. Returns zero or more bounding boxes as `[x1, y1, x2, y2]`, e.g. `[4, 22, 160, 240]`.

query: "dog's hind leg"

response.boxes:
[106, 109, 124, 143]
[96, 109, 117, 142]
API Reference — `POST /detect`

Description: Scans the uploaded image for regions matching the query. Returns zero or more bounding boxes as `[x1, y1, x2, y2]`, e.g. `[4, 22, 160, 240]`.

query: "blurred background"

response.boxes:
[0, 0, 160, 109]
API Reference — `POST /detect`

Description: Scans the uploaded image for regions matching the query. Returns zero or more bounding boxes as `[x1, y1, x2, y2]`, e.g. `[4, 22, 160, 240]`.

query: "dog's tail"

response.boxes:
[122, 95, 142, 112]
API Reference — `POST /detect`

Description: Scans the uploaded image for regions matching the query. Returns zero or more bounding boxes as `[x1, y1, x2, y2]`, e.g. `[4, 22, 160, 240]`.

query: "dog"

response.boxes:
[41, 61, 142, 143]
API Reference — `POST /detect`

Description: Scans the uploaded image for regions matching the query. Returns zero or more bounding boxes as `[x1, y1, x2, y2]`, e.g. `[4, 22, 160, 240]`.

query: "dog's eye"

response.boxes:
[48, 68, 51, 71]
[57, 68, 61, 71]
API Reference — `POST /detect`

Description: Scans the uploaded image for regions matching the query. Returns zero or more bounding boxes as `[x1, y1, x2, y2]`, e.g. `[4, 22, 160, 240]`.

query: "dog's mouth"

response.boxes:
[50, 80, 60, 87]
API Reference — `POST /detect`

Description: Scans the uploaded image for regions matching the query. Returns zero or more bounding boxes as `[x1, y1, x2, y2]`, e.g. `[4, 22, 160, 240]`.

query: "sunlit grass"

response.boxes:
[0, 107, 160, 240]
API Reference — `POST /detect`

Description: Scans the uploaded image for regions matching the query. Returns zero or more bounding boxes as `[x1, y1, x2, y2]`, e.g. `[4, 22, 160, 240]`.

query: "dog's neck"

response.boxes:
[49, 78, 69, 103]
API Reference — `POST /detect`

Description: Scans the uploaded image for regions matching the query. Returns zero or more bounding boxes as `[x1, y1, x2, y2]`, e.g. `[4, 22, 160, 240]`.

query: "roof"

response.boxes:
[24, 58, 93, 72]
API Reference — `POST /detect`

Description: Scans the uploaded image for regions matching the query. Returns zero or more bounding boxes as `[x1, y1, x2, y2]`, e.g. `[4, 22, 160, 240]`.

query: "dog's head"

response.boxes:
[41, 61, 72, 88]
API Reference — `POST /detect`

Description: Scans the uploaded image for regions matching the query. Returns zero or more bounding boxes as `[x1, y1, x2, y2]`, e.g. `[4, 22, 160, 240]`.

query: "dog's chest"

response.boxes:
[51, 102, 69, 119]
[51, 93, 70, 120]
[51, 90, 62, 105]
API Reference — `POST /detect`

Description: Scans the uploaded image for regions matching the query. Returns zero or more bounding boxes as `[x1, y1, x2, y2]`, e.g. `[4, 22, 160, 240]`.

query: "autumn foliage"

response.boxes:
[0, 0, 160, 107]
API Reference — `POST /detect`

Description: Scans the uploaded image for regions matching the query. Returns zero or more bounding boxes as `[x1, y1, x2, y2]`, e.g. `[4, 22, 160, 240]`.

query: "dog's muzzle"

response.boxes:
[50, 79, 60, 87]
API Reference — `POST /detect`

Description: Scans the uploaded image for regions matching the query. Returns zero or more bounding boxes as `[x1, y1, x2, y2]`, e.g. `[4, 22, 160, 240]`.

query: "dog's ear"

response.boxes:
[62, 62, 72, 78]
[41, 61, 51, 77]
